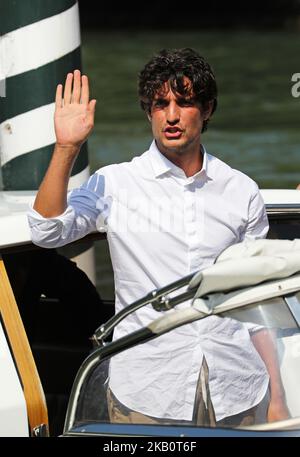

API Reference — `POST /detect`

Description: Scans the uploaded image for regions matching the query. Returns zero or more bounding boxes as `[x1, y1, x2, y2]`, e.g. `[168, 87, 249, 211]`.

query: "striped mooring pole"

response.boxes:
[0, 0, 96, 283]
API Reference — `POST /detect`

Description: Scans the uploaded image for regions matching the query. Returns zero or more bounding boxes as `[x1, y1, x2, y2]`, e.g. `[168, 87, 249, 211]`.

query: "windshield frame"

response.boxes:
[63, 277, 300, 434]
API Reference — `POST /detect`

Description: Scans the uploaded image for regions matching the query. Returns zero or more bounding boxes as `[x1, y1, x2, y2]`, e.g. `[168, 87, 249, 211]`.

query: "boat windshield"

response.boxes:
[68, 291, 300, 433]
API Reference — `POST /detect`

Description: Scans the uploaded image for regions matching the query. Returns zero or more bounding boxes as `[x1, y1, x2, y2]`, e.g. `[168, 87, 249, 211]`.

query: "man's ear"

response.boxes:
[147, 112, 152, 122]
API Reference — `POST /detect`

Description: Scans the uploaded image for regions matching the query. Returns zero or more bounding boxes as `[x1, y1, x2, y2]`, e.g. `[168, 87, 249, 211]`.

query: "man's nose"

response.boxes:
[166, 101, 180, 124]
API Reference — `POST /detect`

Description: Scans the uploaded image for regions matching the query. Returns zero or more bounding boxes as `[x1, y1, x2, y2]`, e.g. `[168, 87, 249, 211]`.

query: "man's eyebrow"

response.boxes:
[176, 95, 196, 103]
[153, 96, 167, 103]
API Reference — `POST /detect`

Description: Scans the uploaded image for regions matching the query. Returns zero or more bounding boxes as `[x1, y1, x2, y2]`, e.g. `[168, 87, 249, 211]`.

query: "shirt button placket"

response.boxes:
[184, 181, 198, 272]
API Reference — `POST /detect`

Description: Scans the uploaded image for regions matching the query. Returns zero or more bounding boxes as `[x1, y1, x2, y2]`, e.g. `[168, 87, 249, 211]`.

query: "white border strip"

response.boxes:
[0, 102, 56, 165]
[0, 321, 29, 436]
[0, 2, 80, 79]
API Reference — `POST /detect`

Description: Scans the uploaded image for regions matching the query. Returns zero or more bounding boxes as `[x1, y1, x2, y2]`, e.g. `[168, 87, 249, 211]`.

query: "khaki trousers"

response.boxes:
[107, 357, 216, 426]
[107, 356, 263, 426]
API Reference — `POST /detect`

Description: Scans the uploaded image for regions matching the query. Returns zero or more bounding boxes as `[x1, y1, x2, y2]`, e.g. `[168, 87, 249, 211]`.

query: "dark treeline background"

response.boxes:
[78, 0, 300, 29]
[75, 0, 300, 298]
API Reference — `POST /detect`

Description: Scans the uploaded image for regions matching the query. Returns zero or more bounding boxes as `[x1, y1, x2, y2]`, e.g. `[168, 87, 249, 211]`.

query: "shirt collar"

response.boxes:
[148, 140, 211, 180]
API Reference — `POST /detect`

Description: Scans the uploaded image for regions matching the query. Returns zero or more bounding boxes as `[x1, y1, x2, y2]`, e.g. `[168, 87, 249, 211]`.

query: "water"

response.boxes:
[80, 29, 300, 298]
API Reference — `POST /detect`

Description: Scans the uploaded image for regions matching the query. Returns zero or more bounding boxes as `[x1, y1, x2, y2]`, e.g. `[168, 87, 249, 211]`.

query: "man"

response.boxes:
[28, 48, 289, 426]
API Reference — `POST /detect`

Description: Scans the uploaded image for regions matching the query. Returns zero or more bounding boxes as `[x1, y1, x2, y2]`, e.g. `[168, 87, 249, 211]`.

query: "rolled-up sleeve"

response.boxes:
[27, 171, 111, 248]
[28, 204, 78, 248]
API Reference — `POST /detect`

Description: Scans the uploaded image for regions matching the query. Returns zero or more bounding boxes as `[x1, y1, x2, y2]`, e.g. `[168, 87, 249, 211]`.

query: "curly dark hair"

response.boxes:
[138, 48, 217, 132]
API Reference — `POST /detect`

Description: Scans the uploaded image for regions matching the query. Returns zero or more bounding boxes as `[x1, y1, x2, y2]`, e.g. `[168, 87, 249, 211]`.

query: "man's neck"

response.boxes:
[160, 146, 203, 178]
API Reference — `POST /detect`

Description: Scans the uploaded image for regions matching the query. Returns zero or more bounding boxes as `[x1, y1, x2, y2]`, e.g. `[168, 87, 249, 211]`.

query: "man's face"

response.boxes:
[148, 78, 211, 156]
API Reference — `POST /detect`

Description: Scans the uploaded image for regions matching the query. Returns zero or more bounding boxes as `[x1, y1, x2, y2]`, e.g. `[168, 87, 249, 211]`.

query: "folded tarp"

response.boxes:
[189, 239, 300, 298]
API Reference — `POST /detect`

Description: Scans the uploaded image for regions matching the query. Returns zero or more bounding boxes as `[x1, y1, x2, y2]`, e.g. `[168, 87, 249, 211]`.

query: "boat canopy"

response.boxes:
[190, 239, 300, 299]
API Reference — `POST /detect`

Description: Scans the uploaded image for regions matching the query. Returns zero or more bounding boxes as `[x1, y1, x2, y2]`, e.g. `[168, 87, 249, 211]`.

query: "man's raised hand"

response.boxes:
[54, 69, 96, 149]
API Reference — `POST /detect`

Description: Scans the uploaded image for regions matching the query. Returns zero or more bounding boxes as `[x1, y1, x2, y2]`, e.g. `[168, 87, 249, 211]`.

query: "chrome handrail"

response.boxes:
[92, 272, 196, 346]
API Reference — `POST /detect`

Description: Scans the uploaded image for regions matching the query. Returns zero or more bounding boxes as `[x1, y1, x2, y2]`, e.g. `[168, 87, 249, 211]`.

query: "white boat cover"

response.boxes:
[189, 239, 300, 298]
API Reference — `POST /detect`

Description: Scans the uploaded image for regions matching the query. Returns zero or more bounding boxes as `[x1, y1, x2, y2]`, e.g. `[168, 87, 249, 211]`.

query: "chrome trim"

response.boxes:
[93, 272, 195, 344]
[285, 294, 300, 327]
[266, 204, 300, 214]
[32, 423, 49, 437]
[240, 416, 300, 432]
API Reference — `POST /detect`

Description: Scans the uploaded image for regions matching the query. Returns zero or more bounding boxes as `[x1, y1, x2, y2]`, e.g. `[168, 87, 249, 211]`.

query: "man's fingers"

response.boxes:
[72, 69, 81, 103]
[63, 73, 73, 104]
[81, 75, 89, 105]
[88, 99, 97, 114]
[87, 99, 97, 124]
[55, 84, 63, 108]
[60, 71, 93, 110]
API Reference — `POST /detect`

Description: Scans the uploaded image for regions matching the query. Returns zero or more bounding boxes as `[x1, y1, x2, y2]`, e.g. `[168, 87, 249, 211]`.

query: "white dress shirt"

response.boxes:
[28, 141, 270, 421]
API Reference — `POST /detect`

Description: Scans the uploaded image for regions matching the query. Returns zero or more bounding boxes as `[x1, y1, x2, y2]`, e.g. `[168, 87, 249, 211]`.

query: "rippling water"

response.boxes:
[80, 29, 300, 297]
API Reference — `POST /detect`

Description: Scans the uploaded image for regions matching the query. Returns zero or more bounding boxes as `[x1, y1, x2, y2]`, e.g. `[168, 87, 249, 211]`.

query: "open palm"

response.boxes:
[54, 70, 96, 148]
